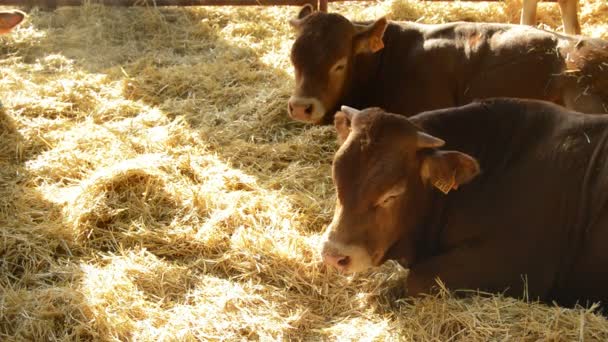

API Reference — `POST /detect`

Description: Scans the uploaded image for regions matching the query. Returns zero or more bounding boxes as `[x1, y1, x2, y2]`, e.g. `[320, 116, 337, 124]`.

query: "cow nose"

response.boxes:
[304, 103, 313, 114]
[288, 98, 315, 117]
[287, 96, 326, 123]
[323, 253, 351, 271]
[288, 100, 313, 114]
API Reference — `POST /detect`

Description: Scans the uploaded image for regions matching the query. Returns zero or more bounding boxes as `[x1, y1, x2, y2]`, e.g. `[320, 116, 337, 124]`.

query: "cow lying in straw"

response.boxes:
[321, 98, 608, 309]
[287, 5, 608, 125]
[0, 10, 25, 34]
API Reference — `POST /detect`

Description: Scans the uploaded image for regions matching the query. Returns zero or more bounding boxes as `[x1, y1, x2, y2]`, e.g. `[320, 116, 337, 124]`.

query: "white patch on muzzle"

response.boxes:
[287, 96, 326, 124]
[320, 238, 374, 273]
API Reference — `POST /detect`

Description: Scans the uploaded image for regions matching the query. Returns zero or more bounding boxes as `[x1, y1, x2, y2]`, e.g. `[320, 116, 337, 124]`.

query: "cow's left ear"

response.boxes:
[289, 4, 315, 30]
[420, 150, 480, 194]
[353, 17, 388, 54]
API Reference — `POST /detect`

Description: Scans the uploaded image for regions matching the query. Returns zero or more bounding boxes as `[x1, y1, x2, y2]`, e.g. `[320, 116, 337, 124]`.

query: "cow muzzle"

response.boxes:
[320, 240, 374, 273]
[287, 96, 326, 124]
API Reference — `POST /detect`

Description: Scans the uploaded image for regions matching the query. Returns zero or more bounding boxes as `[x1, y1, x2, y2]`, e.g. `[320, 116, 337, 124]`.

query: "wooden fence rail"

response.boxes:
[0, 0, 559, 13]
[3, 0, 325, 9]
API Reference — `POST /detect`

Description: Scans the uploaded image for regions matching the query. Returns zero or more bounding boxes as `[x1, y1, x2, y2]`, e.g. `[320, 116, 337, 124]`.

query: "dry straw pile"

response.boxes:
[1, 0, 608, 340]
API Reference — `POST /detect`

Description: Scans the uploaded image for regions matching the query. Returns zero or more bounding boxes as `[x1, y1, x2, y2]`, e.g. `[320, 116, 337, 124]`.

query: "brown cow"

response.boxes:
[287, 5, 608, 125]
[0, 10, 25, 34]
[521, 0, 580, 35]
[321, 98, 608, 309]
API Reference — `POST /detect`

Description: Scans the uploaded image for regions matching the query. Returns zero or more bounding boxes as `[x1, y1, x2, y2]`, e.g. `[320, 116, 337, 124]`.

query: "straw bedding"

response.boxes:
[1, 0, 608, 340]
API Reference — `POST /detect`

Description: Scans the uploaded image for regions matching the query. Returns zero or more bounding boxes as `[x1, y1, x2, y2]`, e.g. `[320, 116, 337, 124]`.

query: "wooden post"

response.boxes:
[318, 0, 327, 12]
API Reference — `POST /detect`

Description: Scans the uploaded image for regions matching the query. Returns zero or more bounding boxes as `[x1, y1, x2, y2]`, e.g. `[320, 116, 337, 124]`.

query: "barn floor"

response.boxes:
[1, 0, 608, 340]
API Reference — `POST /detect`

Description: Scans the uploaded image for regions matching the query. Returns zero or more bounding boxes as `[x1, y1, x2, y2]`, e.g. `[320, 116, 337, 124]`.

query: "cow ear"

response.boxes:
[289, 4, 315, 29]
[420, 151, 480, 194]
[334, 111, 353, 145]
[353, 17, 388, 54]
[0, 11, 25, 34]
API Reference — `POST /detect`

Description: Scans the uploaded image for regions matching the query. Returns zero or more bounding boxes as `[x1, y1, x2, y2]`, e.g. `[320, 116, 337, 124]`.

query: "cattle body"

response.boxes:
[521, 0, 580, 35]
[322, 98, 608, 308]
[288, 5, 608, 125]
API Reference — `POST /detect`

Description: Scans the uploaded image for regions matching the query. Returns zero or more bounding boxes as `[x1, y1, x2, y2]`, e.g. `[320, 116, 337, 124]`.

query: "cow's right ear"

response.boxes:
[354, 17, 388, 54]
[0, 11, 25, 34]
[289, 4, 314, 30]
[334, 110, 354, 145]
[420, 150, 480, 194]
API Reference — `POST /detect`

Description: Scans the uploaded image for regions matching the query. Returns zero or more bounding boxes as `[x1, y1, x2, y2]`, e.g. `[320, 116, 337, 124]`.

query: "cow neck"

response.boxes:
[342, 33, 388, 110]
[410, 99, 608, 262]
[406, 104, 495, 261]
[383, 181, 448, 267]
[553, 121, 608, 294]
[413, 185, 450, 262]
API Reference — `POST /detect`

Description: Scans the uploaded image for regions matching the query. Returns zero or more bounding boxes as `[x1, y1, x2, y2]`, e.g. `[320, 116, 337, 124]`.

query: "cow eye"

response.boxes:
[379, 195, 396, 207]
[376, 185, 406, 208]
[331, 59, 347, 73]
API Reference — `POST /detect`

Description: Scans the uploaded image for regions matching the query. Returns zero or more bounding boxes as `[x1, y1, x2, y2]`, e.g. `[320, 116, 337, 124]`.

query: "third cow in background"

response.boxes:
[521, 0, 580, 35]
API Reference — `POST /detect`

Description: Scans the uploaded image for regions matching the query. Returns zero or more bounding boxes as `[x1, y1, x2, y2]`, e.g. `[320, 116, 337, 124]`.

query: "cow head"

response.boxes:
[0, 10, 25, 34]
[320, 106, 480, 272]
[287, 5, 388, 124]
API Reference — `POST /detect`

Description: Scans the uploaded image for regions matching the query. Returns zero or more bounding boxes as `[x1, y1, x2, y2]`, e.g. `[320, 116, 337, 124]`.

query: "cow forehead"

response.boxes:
[291, 14, 354, 68]
[333, 113, 419, 207]
[349, 109, 421, 145]
[333, 143, 410, 209]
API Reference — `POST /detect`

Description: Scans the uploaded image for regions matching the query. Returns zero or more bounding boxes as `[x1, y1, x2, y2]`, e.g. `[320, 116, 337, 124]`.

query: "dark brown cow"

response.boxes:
[287, 5, 608, 125]
[321, 98, 608, 309]
[0, 10, 24, 34]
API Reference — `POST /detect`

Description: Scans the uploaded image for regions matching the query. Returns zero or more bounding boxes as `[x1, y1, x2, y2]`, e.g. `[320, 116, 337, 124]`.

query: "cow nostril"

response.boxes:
[337, 256, 350, 267]
[305, 104, 313, 115]
[288, 102, 294, 113]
